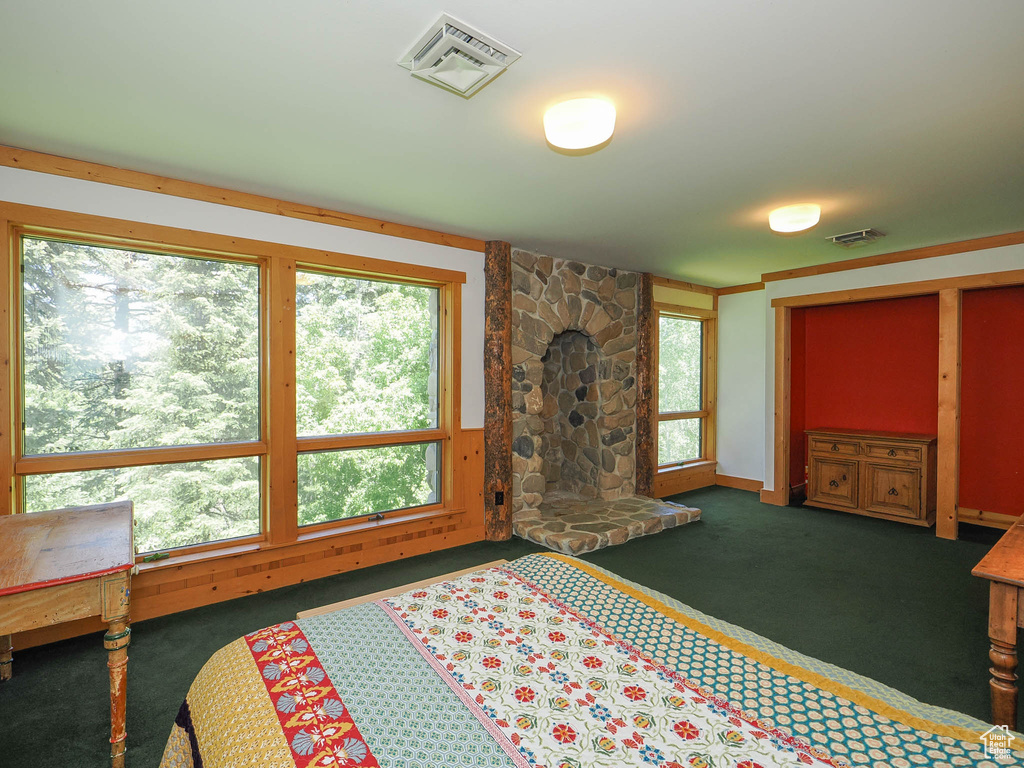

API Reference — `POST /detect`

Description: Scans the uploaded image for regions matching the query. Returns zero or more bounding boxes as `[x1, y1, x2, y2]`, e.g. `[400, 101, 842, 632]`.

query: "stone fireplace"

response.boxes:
[507, 249, 699, 554]
[510, 250, 639, 515]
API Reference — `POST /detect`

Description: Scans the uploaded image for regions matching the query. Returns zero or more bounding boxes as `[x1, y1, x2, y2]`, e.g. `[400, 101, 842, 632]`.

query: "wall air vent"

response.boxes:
[398, 13, 521, 98]
[827, 228, 886, 248]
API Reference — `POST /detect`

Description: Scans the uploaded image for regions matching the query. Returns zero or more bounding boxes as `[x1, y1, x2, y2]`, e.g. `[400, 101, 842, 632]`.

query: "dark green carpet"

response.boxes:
[0, 487, 1016, 766]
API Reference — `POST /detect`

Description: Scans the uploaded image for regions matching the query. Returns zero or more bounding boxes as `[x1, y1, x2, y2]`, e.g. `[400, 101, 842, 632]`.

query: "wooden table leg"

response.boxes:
[0, 634, 11, 681]
[104, 619, 130, 768]
[988, 581, 1018, 729]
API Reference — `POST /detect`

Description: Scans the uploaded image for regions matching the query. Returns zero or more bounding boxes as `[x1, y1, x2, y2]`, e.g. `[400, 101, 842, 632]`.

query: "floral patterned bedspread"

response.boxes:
[161, 553, 1021, 768]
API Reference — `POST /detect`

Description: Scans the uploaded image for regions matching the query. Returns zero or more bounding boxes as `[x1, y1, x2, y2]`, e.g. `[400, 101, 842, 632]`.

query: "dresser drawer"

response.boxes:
[808, 437, 860, 457]
[808, 457, 858, 508]
[863, 442, 922, 463]
[863, 463, 921, 520]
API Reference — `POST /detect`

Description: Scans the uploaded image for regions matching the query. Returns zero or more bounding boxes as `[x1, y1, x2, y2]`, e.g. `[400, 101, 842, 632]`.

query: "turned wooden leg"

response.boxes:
[105, 619, 130, 768]
[988, 582, 1018, 729]
[0, 634, 11, 681]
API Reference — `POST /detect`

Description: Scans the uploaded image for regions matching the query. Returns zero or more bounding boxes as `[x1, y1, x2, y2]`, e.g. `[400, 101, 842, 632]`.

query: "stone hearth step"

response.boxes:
[512, 493, 701, 555]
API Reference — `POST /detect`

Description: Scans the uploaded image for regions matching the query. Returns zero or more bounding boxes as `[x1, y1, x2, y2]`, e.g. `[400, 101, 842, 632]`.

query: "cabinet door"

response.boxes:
[863, 463, 920, 520]
[808, 457, 858, 508]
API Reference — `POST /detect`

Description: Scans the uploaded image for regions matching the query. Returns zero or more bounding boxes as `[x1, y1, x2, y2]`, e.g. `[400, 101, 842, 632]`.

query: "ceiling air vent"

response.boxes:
[398, 13, 521, 97]
[827, 228, 886, 248]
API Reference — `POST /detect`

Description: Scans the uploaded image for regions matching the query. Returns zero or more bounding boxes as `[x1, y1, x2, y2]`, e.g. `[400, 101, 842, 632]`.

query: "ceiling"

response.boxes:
[1, 1, 1022, 286]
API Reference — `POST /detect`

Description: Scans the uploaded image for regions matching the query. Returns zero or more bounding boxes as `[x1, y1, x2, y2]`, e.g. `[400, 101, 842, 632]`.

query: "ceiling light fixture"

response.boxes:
[768, 203, 821, 233]
[543, 98, 616, 150]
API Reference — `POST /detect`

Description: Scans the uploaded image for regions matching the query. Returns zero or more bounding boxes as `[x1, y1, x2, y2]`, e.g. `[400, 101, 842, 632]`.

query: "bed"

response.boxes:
[160, 553, 1020, 768]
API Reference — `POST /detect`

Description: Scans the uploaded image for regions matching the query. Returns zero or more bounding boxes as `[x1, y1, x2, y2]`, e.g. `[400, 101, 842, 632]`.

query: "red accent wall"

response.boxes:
[960, 286, 1024, 517]
[789, 296, 939, 490]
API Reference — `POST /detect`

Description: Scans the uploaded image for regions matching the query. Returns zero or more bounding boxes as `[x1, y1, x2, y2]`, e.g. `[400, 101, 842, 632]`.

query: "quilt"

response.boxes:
[161, 553, 1022, 768]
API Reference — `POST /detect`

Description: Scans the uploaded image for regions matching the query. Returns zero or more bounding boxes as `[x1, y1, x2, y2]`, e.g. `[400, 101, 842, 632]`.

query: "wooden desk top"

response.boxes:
[0, 501, 134, 596]
[973, 514, 1024, 588]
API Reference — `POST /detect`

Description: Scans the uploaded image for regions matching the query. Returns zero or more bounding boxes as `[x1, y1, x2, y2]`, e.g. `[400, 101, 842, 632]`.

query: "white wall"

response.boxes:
[716, 290, 767, 481]
[0, 166, 486, 428]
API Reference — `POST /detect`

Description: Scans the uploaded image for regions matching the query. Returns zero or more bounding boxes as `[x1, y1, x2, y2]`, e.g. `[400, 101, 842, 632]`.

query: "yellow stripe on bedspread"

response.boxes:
[181, 637, 295, 768]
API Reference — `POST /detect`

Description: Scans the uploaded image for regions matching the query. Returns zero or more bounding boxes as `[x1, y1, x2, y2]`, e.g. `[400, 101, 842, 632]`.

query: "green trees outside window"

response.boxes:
[22, 237, 261, 552]
[657, 315, 704, 465]
[19, 237, 447, 552]
[295, 271, 441, 525]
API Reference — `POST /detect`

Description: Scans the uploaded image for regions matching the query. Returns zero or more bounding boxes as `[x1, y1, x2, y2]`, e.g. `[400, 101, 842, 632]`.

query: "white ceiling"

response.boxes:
[1, 0, 1022, 286]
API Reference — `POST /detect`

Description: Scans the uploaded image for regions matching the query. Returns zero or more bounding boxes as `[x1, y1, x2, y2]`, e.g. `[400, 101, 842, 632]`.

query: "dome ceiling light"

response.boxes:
[768, 203, 821, 233]
[543, 98, 616, 151]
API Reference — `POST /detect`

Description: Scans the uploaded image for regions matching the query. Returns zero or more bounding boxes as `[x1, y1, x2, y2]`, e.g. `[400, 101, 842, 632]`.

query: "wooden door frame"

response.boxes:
[764, 267, 1024, 540]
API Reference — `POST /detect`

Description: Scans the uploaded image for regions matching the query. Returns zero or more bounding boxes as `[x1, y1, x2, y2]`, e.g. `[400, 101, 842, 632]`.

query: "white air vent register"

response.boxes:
[398, 13, 521, 97]
[827, 229, 886, 248]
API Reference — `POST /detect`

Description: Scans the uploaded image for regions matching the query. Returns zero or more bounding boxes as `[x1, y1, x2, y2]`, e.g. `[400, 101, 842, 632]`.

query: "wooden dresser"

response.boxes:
[804, 428, 937, 526]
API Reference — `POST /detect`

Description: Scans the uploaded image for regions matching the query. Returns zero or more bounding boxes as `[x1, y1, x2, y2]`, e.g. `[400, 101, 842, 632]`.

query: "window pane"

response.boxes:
[658, 316, 702, 413]
[298, 442, 440, 525]
[658, 419, 701, 465]
[296, 271, 439, 436]
[22, 237, 259, 455]
[24, 457, 261, 553]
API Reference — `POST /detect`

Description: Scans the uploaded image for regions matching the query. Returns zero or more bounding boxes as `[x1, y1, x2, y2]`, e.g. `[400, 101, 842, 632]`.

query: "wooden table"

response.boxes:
[973, 513, 1024, 729]
[0, 501, 134, 767]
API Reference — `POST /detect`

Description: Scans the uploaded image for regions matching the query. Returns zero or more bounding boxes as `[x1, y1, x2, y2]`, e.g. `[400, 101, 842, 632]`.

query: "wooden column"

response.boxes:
[483, 241, 512, 540]
[635, 273, 655, 497]
[764, 305, 791, 506]
[936, 288, 961, 540]
[267, 257, 298, 545]
[0, 214, 12, 518]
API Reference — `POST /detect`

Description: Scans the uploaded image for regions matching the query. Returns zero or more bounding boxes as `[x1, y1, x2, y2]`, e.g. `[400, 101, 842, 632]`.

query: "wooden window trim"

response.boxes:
[1, 201, 465, 566]
[653, 305, 718, 471]
[0, 145, 487, 253]
[297, 429, 446, 453]
[16, 441, 269, 475]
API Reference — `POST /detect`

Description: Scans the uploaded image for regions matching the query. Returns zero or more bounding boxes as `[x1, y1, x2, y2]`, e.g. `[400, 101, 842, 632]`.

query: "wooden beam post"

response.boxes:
[267, 258, 298, 545]
[1, 215, 12, 517]
[763, 306, 791, 506]
[936, 288, 962, 540]
[635, 272, 655, 497]
[483, 241, 512, 540]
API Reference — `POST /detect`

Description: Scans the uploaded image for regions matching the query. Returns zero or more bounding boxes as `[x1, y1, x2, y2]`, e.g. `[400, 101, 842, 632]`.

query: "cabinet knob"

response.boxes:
[829, 479, 839, 488]
[888, 487, 899, 496]
[887, 448, 897, 457]
[831, 443, 839, 452]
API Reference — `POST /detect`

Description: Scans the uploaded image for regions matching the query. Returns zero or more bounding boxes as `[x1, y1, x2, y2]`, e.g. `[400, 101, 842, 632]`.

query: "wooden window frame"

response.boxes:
[652, 302, 718, 478]
[0, 201, 465, 564]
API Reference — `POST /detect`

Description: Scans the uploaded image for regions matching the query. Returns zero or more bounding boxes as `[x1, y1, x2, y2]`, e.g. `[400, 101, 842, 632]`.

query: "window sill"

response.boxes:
[657, 459, 717, 475]
[133, 506, 465, 575]
[295, 505, 455, 544]
[135, 539, 264, 573]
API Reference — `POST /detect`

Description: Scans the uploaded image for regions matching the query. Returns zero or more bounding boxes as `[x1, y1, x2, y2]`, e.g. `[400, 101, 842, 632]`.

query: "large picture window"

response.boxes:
[295, 270, 442, 526]
[5, 208, 462, 562]
[20, 236, 262, 552]
[655, 310, 715, 467]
